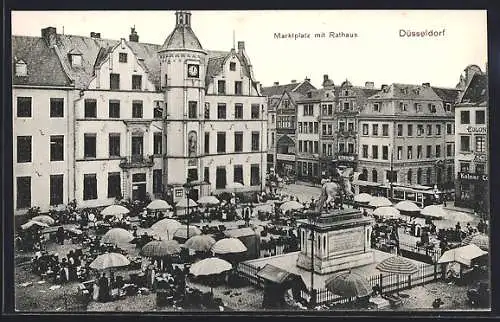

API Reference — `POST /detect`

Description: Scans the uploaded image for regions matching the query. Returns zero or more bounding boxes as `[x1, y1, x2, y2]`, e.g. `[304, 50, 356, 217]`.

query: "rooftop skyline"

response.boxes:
[11, 10, 487, 89]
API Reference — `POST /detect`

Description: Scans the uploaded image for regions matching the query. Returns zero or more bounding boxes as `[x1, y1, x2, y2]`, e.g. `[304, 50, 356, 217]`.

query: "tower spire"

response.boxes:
[232, 30, 235, 50]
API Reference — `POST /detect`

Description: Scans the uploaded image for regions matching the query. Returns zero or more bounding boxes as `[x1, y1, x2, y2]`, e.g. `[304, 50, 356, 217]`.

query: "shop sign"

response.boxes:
[466, 126, 487, 134]
[458, 172, 488, 181]
[337, 154, 357, 162]
[277, 153, 296, 161]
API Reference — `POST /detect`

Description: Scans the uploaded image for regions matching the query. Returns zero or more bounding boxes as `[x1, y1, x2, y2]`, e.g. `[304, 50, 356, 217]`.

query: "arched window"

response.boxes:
[360, 168, 368, 181]
[407, 169, 412, 184]
[427, 168, 432, 185]
[417, 168, 422, 184]
[372, 169, 378, 183]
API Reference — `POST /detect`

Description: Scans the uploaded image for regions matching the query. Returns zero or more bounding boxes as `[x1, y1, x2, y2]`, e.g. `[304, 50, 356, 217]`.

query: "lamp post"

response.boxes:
[306, 210, 320, 308]
[389, 143, 394, 200]
[183, 179, 192, 240]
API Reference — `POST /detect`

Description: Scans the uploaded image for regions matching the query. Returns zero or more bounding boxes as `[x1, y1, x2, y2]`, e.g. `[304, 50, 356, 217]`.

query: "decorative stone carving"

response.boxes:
[188, 131, 197, 157]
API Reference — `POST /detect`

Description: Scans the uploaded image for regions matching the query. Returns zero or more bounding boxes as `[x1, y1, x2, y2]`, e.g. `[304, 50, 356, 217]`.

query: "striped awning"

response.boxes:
[376, 256, 418, 275]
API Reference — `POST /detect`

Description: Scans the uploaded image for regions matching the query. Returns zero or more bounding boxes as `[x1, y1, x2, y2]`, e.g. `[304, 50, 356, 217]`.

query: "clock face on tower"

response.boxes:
[187, 64, 199, 78]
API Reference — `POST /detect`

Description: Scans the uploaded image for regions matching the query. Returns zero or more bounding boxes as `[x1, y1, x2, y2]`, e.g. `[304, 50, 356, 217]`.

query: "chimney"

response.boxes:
[129, 26, 139, 42]
[323, 74, 329, 82]
[381, 84, 389, 92]
[365, 81, 374, 89]
[305, 77, 311, 82]
[41, 27, 57, 47]
[291, 80, 297, 83]
[273, 81, 279, 86]
[237, 41, 245, 53]
[422, 82, 430, 88]
[90, 32, 101, 39]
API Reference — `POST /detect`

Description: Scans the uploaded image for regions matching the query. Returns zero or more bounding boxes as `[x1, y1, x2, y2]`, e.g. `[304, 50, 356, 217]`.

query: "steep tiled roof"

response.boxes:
[160, 25, 203, 51]
[262, 83, 301, 97]
[12, 35, 72, 87]
[460, 74, 488, 105]
[204, 50, 254, 91]
[432, 87, 460, 103]
[369, 83, 441, 101]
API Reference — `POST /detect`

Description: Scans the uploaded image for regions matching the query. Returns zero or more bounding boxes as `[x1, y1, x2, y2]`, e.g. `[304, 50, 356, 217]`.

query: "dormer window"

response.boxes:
[68, 49, 83, 67]
[230, 62, 236, 71]
[119, 53, 128, 63]
[15, 60, 27, 77]
[344, 90, 349, 96]
[307, 92, 312, 98]
[429, 104, 437, 113]
[399, 102, 407, 111]
[373, 103, 380, 112]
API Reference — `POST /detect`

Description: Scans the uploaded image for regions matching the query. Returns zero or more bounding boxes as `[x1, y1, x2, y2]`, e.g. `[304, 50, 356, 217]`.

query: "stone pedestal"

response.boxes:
[297, 250, 375, 275]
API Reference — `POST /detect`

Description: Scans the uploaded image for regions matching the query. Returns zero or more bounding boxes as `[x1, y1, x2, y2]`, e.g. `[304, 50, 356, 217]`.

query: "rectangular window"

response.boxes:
[298, 141, 302, 153]
[84, 133, 97, 158]
[476, 110, 485, 124]
[436, 145, 441, 158]
[446, 123, 453, 135]
[309, 122, 313, 133]
[417, 124, 423, 136]
[328, 104, 333, 115]
[460, 136, 471, 152]
[217, 132, 226, 153]
[373, 103, 380, 112]
[426, 145, 432, 158]
[445, 103, 451, 112]
[372, 145, 378, 159]
[362, 124, 368, 135]
[407, 146, 413, 159]
[216, 166, 226, 189]
[235, 104, 243, 119]
[339, 122, 345, 132]
[417, 145, 422, 159]
[132, 100, 143, 118]
[234, 81, 242, 95]
[348, 122, 354, 132]
[153, 101, 163, 119]
[328, 144, 333, 156]
[436, 124, 441, 135]
[304, 104, 314, 116]
[382, 124, 389, 136]
[461, 111, 470, 124]
[234, 165, 243, 184]
[153, 169, 162, 194]
[109, 100, 120, 118]
[218, 80, 226, 94]
[251, 164, 260, 186]
[397, 146, 402, 160]
[109, 133, 120, 157]
[217, 103, 227, 119]
[314, 122, 319, 134]
[229, 62, 236, 71]
[407, 124, 413, 136]
[343, 102, 350, 110]
[189, 101, 198, 119]
[204, 133, 210, 154]
[110, 73, 120, 90]
[153, 132, 162, 155]
[362, 145, 368, 158]
[234, 132, 243, 152]
[446, 144, 453, 157]
[460, 162, 470, 173]
[398, 124, 403, 136]
[327, 124, 333, 135]
[314, 141, 319, 154]
[107, 172, 121, 198]
[426, 124, 432, 136]
[17, 97, 32, 117]
[251, 104, 260, 119]
[476, 163, 485, 174]
[119, 53, 128, 63]
[16, 176, 31, 209]
[475, 136, 486, 153]
[50, 135, 64, 161]
[50, 98, 64, 117]
[348, 143, 354, 154]
[372, 124, 378, 136]
[382, 145, 388, 160]
[204, 167, 209, 183]
[17, 136, 32, 163]
[322, 143, 327, 155]
[322, 124, 326, 135]
[83, 174, 97, 200]
[84, 99, 97, 118]
[251, 132, 260, 152]
[49, 174, 64, 206]
[132, 75, 142, 90]
[339, 143, 345, 153]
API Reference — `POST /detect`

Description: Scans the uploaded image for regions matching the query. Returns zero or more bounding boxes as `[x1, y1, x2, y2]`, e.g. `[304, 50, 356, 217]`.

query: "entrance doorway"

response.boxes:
[132, 173, 147, 201]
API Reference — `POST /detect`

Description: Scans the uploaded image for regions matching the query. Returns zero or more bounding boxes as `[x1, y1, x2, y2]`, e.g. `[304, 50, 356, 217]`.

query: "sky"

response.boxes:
[11, 10, 487, 89]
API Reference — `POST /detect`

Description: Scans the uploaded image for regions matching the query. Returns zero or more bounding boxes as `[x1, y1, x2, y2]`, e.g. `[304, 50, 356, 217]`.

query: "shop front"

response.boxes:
[455, 172, 489, 213]
[336, 153, 358, 171]
[276, 153, 296, 180]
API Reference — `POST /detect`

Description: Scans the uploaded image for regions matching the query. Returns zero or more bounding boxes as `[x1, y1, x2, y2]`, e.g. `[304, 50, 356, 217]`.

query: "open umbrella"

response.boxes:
[151, 218, 182, 240]
[141, 240, 181, 257]
[184, 235, 217, 252]
[101, 228, 134, 245]
[368, 197, 392, 208]
[280, 200, 304, 213]
[226, 182, 244, 191]
[146, 199, 172, 211]
[438, 244, 488, 266]
[101, 205, 130, 219]
[89, 252, 130, 270]
[376, 255, 418, 294]
[325, 271, 372, 298]
[173, 225, 202, 240]
[21, 220, 49, 230]
[197, 196, 220, 206]
[211, 238, 247, 254]
[395, 201, 420, 213]
[189, 257, 233, 293]
[31, 215, 55, 226]
[254, 203, 274, 213]
[354, 193, 373, 204]
[373, 206, 401, 219]
[176, 198, 198, 208]
[420, 205, 446, 219]
[463, 234, 489, 251]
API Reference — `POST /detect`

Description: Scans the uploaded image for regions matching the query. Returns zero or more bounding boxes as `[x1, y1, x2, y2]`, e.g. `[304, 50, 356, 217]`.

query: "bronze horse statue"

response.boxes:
[316, 168, 354, 213]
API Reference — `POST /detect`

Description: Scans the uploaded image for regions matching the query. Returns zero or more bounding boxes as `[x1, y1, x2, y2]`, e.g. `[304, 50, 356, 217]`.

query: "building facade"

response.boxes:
[12, 11, 267, 214]
[454, 67, 488, 212]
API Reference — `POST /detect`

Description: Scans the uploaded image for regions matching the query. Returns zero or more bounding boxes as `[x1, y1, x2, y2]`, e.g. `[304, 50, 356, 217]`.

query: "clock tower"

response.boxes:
[159, 11, 207, 199]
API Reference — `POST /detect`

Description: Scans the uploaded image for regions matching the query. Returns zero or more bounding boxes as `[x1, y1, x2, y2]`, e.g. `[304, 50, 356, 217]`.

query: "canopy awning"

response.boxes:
[223, 227, 256, 238]
[438, 244, 488, 266]
[257, 264, 306, 290]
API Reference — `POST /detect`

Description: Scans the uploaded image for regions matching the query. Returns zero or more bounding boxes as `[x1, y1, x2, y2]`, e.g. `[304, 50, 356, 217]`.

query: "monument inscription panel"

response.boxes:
[328, 226, 365, 257]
